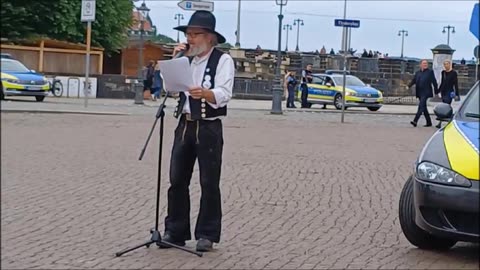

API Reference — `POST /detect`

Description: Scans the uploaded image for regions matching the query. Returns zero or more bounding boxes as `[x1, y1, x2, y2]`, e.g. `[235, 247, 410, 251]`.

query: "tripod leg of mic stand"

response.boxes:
[115, 239, 155, 257]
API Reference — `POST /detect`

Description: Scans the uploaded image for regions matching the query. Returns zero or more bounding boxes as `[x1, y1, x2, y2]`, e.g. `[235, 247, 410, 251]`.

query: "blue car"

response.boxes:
[1, 58, 50, 101]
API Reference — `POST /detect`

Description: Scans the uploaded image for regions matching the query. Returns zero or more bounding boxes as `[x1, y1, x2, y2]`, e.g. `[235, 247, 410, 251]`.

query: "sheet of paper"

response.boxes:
[158, 57, 194, 93]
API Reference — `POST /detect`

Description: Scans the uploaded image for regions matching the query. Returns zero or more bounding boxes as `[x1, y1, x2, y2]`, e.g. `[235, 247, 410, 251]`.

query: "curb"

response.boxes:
[1, 109, 130, 116]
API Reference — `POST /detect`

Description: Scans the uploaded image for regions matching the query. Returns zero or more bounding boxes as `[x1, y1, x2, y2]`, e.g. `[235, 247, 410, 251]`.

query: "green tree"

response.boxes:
[1, 0, 133, 53]
[152, 34, 176, 44]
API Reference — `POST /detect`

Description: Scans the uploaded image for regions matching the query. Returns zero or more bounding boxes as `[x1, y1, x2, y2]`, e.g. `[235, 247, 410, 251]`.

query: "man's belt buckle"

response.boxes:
[185, 113, 194, 121]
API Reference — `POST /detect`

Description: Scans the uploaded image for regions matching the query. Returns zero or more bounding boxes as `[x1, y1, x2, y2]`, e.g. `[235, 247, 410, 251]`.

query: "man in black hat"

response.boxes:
[161, 10, 235, 252]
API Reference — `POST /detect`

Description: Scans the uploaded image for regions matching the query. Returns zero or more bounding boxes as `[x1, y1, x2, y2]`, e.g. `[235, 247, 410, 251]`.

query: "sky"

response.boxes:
[142, 0, 479, 60]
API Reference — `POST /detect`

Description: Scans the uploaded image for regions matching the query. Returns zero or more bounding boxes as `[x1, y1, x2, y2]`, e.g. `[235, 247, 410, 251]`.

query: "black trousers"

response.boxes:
[164, 115, 223, 243]
[300, 84, 309, 108]
[413, 96, 432, 125]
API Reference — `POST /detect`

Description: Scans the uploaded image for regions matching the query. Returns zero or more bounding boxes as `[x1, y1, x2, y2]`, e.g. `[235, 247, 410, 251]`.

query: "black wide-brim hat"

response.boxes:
[174, 10, 226, 44]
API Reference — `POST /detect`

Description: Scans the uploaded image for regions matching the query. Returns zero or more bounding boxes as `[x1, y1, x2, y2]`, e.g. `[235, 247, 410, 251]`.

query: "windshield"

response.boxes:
[460, 82, 479, 119]
[1, 59, 30, 72]
[333, 76, 366, 87]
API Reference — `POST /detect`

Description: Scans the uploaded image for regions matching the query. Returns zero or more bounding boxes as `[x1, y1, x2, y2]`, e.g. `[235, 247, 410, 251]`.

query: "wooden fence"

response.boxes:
[0, 39, 104, 75]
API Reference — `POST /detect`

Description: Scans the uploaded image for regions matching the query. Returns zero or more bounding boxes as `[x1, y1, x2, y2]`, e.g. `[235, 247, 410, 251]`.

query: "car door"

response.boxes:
[319, 76, 337, 102]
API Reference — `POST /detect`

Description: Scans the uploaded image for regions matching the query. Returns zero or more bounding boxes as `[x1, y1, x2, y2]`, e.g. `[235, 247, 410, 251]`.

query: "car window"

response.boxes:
[324, 76, 335, 86]
[312, 75, 324, 85]
[459, 83, 479, 119]
[333, 76, 366, 87]
[1, 59, 30, 72]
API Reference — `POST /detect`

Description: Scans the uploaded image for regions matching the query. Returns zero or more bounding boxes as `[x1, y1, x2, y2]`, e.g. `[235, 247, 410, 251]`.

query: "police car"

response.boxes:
[297, 71, 384, 111]
[1, 58, 50, 101]
[399, 81, 479, 250]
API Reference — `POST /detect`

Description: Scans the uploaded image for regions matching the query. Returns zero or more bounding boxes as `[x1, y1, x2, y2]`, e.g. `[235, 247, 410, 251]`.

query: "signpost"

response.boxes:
[81, 0, 95, 108]
[178, 0, 214, 12]
[335, 16, 360, 123]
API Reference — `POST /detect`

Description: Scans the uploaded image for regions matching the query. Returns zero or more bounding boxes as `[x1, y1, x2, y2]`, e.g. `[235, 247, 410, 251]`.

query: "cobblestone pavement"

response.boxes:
[1, 110, 478, 269]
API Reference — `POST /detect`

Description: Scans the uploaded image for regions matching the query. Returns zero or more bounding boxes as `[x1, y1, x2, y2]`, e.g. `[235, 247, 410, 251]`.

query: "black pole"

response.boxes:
[270, 3, 284, 114]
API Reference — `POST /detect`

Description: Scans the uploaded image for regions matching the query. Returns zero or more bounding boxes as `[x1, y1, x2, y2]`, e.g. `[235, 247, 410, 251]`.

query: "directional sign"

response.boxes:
[81, 0, 96, 22]
[470, 3, 479, 40]
[178, 0, 214, 12]
[334, 19, 360, 28]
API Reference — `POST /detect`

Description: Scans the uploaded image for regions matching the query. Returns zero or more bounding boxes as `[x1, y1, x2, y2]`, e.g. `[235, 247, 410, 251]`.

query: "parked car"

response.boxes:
[1, 53, 14, 59]
[1, 58, 50, 101]
[399, 81, 479, 250]
[297, 73, 383, 111]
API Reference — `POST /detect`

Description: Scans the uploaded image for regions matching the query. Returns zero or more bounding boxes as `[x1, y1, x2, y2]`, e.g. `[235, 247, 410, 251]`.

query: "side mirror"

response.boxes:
[326, 83, 332, 87]
[366, 84, 371, 87]
[434, 103, 453, 121]
[30, 69, 36, 73]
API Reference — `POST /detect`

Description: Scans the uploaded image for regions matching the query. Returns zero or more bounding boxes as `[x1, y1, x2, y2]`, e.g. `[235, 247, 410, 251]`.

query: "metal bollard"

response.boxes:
[134, 79, 144, 105]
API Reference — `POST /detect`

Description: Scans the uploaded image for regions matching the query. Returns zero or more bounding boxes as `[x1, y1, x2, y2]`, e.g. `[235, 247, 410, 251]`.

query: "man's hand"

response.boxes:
[454, 96, 460, 102]
[189, 87, 204, 99]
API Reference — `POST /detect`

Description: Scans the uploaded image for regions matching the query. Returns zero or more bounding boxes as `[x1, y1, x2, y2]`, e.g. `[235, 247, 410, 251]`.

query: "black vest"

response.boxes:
[173, 48, 227, 120]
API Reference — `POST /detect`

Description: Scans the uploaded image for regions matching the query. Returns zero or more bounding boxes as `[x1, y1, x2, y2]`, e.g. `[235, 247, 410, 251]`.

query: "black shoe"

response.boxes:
[410, 121, 417, 127]
[424, 123, 432, 127]
[159, 233, 185, 249]
[196, 238, 213, 252]
[435, 123, 442, 129]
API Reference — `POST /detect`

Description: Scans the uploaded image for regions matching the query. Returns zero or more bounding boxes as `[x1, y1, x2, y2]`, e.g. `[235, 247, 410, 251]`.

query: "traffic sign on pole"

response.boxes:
[335, 19, 360, 28]
[81, 0, 96, 22]
[178, 0, 214, 12]
[81, 0, 95, 107]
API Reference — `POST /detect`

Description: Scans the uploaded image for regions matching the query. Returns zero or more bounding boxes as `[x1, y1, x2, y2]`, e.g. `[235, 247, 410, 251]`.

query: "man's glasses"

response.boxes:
[185, 32, 207, 38]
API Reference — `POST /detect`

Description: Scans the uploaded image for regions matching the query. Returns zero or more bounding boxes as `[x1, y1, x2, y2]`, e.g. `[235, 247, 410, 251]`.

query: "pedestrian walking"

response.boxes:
[407, 59, 438, 127]
[151, 62, 163, 101]
[435, 60, 460, 128]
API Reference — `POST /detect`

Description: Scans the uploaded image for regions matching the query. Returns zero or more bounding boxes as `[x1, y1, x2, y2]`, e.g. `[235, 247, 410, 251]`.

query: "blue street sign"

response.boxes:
[470, 3, 479, 40]
[334, 19, 360, 28]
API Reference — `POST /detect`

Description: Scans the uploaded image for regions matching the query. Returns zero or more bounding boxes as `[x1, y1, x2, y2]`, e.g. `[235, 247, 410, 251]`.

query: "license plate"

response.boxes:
[25, 86, 41, 91]
[364, 98, 377, 103]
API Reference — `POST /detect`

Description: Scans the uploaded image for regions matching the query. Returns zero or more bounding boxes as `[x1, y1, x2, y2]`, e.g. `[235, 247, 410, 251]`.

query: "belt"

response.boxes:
[183, 113, 196, 121]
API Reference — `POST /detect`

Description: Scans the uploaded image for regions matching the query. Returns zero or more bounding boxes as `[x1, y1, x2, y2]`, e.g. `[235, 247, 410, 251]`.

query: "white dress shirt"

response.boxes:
[181, 47, 235, 120]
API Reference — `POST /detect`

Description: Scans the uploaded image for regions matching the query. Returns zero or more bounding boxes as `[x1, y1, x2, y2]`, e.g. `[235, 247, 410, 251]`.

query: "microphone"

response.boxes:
[173, 44, 190, 58]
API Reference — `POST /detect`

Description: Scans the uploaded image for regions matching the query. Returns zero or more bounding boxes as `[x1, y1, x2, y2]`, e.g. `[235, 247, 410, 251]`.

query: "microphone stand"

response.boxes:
[115, 91, 202, 257]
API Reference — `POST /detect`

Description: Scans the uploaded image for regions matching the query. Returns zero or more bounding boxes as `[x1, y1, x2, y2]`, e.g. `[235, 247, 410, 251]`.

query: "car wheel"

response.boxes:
[399, 175, 457, 250]
[35, 96, 45, 102]
[334, 94, 343, 110]
[367, 107, 380, 111]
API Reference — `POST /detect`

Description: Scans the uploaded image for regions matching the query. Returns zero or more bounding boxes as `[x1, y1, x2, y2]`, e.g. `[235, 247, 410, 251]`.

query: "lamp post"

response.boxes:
[174, 13, 184, 43]
[283, 24, 292, 51]
[398, 29, 408, 58]
[442, 25, 455, 46]
[271, 0, 287, 115]
[293, 19, 304, 52]
[135, 0, 150, 105]
[235, 0, 241, 47]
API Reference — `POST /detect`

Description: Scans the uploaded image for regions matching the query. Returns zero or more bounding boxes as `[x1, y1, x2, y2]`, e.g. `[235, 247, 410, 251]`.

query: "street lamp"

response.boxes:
[174, 13, 184, 43]
[442, 25, 455, 46]
[235, 0, 241, 47]
[135, 0, 150, 104]
[293, 19, 304, 52]
[271, 0, 287, 115]
[398, 29, 408, 58]
[283, 24, 292, 51]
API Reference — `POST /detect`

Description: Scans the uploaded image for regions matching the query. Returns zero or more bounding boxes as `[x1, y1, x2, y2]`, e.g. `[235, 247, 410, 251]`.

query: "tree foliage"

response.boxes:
[152, 34, 176, 44]
[1, 0, 133, 53]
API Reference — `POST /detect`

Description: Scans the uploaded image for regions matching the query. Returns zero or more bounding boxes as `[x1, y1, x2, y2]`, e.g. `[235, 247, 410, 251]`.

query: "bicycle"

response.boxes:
[49, 79, 64, 97]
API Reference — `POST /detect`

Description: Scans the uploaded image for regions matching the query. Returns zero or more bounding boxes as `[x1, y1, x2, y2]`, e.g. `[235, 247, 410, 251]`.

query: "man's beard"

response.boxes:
[187, 43, 209, 57]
